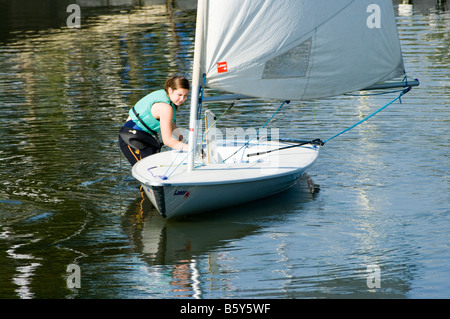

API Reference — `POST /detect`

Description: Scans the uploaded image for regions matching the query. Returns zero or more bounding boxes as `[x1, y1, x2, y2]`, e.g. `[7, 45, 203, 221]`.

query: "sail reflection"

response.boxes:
[1, 228, 42, 299]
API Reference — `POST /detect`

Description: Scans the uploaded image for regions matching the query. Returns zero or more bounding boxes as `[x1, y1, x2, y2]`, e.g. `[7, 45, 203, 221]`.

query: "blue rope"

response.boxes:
[322, 87, 411, 145]
[162, 138, 189, 179]
[161, 82, 411, 178]
[197, 74, 206, 120]
[162, 140, 198, 180]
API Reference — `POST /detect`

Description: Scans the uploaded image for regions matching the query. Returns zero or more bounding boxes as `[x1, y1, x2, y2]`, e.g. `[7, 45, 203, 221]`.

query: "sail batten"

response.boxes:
[200, 0, 405, 100]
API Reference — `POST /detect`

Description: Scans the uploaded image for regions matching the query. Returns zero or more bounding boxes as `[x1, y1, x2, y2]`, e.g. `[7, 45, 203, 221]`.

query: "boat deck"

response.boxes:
[132, 140, 319, 186]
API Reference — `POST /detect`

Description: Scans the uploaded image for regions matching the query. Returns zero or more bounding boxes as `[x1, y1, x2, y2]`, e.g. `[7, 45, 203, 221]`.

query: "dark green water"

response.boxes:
[0, 1, 449, 299]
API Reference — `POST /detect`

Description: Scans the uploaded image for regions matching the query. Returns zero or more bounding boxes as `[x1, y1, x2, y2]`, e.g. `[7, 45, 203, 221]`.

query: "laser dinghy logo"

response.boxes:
[174, 190, 191, 198]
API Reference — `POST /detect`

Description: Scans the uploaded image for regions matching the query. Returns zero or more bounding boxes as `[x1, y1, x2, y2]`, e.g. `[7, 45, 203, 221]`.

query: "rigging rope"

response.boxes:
[160, 81, 413, 179]
[221, 100, 290, 163]
[321, 87, 411, 145]
[163, 97, 239, 179]
[247, 86, 412, 157]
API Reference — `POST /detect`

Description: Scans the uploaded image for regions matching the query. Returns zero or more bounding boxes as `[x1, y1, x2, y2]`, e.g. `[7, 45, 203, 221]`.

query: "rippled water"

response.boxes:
[0, 1, 449, 299]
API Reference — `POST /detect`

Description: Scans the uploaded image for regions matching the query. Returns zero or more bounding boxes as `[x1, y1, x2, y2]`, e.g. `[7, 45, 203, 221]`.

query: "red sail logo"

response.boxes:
[217, 61, 228, 73]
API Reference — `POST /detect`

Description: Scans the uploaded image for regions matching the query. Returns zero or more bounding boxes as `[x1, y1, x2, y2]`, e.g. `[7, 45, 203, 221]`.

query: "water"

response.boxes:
[0, 1, 449, 299]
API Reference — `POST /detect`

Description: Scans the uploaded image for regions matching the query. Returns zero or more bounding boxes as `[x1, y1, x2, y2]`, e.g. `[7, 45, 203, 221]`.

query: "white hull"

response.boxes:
[132, 140, 319, 218]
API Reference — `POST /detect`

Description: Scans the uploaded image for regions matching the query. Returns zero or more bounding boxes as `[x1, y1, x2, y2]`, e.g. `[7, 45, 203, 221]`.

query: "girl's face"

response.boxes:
[168, 88, 189, 106]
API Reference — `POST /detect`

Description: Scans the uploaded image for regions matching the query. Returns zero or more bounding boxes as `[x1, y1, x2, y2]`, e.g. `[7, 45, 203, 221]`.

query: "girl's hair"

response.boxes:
[164, 76, 190, 93]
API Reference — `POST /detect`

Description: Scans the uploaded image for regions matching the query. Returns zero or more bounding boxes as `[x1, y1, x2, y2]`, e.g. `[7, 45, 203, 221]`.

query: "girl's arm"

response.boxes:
[153, 102, 187, 151]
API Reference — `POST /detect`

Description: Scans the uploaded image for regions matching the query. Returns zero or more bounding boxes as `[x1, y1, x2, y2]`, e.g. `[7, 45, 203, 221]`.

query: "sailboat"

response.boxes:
[132, 0, 418, 219]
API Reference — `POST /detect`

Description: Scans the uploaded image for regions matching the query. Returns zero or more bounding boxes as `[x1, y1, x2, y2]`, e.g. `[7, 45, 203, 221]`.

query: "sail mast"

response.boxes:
[187, 0, 206, 172]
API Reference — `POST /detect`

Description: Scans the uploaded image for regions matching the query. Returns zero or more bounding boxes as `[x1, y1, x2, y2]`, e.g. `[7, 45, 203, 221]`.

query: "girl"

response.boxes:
[119, 76, 189, 165]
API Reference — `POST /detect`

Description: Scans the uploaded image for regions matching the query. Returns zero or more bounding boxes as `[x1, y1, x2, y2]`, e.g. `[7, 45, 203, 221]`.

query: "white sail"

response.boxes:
[200, 0, 405, 100]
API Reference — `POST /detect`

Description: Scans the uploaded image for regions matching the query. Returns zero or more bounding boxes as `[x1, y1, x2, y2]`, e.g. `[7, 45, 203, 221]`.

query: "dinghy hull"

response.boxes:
[143, 168, 304, 218]
[132, 140, 319, 219]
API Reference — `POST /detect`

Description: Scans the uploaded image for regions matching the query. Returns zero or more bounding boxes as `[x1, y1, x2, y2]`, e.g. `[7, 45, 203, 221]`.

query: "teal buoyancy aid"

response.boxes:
[129, 89, 177, 135]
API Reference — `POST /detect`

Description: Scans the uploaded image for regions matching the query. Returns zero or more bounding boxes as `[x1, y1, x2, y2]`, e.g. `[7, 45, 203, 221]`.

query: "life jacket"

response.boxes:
[128, 89, 177, 135]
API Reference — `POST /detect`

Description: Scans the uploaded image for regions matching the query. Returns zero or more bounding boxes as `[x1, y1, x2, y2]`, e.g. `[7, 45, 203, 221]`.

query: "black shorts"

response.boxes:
[118, 126, 161, 166]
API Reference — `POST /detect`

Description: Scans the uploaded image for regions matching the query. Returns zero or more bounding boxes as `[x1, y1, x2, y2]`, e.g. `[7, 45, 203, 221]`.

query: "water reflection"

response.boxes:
[1, 2, 198, 299]
[0, 2, 196, 212]
[0, 0, 197, 40]
[2, 229, 42, 299]
[121, 175, 319, 298]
